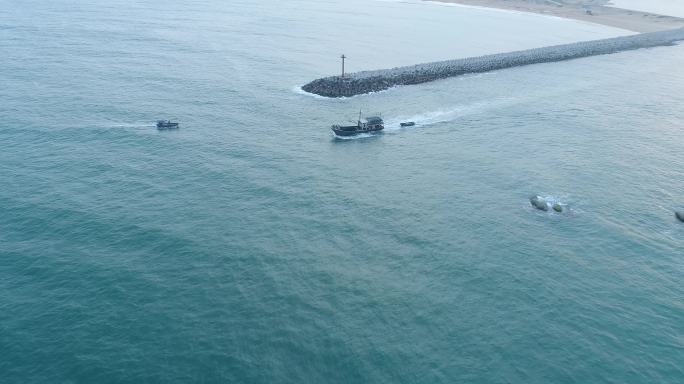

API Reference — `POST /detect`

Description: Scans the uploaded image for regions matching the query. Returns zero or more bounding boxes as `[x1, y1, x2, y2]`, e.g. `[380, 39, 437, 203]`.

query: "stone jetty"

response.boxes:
[302, 28, 684, 98]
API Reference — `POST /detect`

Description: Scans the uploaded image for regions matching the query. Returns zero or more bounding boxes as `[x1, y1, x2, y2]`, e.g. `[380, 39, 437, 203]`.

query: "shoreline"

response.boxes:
[424, 0, 684, 33]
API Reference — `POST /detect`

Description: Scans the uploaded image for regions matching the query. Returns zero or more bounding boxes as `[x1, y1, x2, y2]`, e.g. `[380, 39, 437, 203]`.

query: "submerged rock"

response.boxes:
[676, 211, 684, 223]
[552, 203, 563, 213]
[530, 195, 548, 211]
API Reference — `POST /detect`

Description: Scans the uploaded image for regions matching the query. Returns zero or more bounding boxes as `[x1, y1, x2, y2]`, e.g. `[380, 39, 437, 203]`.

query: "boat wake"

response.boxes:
[102, 123, 156, 129]
[331, 131, 379, 140]
[331, 97, 518, 140]
[384, 98, 508, 130]
[384, 109, 462, 130]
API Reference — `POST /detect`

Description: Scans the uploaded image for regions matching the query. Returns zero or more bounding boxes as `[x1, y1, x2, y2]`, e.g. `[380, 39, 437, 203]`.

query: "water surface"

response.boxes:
[1, 0, 682, 383]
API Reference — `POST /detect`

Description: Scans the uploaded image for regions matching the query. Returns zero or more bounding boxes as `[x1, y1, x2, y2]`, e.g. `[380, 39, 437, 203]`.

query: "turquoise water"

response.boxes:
[1, 0, 683, 382]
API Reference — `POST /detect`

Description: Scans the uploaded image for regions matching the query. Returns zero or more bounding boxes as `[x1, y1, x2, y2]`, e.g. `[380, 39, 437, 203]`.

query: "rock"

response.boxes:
[552, 203, 563, 213]
[676, 211, 684, 223]
[530, 195, 548, 211]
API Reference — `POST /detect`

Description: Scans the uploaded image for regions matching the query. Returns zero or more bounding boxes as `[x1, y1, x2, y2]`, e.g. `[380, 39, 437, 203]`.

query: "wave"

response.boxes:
[331, 132, 379, 140]
[292, 86, 329, 99]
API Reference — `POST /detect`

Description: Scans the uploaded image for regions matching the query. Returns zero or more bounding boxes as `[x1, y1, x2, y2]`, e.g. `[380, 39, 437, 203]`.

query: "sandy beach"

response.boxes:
[427, 0, 684, 32]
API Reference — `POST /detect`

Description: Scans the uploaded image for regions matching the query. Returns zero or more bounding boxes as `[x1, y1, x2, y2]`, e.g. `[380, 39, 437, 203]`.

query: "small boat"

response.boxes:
[400, 121, 415, 127]
[157, 120, 179, 130]
[332, 111, 384, 136]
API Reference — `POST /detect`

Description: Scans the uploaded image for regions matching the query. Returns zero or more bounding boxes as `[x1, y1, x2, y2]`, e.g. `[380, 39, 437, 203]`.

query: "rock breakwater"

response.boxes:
[302, 28, 684, 98]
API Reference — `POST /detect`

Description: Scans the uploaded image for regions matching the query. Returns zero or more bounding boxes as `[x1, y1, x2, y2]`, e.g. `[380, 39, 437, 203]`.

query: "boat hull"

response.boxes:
[157, 123, 179, 130]
[331, 126, 384, 136]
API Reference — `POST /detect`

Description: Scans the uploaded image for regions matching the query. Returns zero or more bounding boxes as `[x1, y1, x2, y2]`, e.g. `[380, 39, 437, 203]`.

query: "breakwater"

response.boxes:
[302, 28, 684, 98]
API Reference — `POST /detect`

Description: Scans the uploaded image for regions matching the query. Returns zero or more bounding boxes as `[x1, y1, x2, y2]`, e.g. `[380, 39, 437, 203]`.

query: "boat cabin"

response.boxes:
[360, 116, 383, 130]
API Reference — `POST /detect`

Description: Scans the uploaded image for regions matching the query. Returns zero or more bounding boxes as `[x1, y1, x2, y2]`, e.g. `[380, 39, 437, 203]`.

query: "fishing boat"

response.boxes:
[331, 111, 384, 136]
[157, 120, 179, 130]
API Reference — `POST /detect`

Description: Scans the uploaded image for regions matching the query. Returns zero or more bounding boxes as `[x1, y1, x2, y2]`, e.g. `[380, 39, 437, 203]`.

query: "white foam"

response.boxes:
[529, 194, 579, 215]
[292, 85, 393, 100]
[384, 108, 463, 130]
[331, 132, 378, 140]
[384, 96, 512, 130]
[292, 86, 329, 99]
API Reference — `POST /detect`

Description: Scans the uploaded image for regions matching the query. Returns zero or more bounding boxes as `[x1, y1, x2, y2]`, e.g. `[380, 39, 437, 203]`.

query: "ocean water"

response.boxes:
[1, 0, 683, 383]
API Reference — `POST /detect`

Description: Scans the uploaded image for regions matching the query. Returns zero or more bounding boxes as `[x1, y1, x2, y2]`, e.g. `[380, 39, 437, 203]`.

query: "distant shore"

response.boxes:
[426, 0, 684, 32]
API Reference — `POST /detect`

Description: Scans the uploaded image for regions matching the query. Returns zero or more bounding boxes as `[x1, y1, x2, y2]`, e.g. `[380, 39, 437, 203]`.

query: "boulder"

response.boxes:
[530, 195, 548, 211]
[552, 203, 563, 213]
[676, 211, 684, 223]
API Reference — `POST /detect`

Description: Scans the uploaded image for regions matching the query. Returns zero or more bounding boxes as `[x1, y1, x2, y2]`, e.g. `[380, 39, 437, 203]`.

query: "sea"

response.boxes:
[1, 0, 683, 382]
